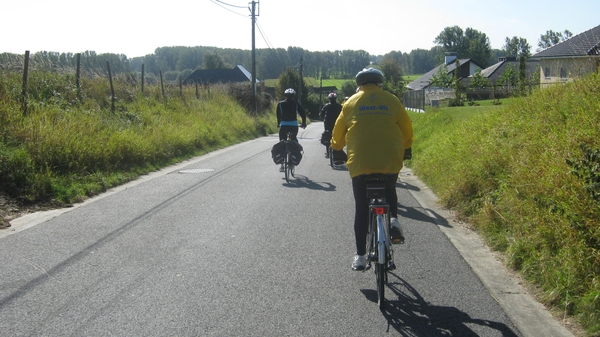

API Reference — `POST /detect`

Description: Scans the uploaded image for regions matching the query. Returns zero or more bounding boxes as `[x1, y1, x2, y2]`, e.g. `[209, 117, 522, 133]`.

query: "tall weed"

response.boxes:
[0, 71, 277, 204]
[409, 72, 600, 335]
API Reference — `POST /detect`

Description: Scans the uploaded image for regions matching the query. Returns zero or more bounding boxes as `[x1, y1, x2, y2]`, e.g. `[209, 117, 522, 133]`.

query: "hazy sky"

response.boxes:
[3, 0, 599, 58]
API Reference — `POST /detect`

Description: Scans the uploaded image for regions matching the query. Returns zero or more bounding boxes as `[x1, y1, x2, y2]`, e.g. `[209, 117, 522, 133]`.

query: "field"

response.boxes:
[264, 74, 423, 89]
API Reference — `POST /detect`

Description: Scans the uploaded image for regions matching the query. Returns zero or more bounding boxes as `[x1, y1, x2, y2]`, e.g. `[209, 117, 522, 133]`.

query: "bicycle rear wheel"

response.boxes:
[375, 261, 385, 309]
[285, 151, 292, 182]
[375, 214, 388, 309]
[283, 149, 290, 183]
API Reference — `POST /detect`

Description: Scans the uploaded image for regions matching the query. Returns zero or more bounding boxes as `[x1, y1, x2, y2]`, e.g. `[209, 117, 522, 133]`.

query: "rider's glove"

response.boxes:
[332, 149, 347, 165]
[300, 123, 307, 129]
[403, 147, 412, 160]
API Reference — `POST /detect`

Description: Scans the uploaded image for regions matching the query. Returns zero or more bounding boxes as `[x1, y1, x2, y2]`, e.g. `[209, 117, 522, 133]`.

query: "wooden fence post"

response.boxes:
[21, 50, 30, 115]
[159, 70, 165, 103]
[106, 61, 115, 112]
[76, 53, 82, 102]
[141, 63, 145, 94]
[179, 76, 183, 98]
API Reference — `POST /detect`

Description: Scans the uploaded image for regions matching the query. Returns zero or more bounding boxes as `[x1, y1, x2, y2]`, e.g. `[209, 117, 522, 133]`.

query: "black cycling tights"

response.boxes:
[279, 125, 299, 141]
[352, 173, 399, 256]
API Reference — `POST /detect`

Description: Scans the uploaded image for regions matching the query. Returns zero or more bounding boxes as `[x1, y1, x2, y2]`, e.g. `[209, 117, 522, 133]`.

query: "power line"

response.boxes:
[212, 0, 247, 9]
[209, 0, 248, 17]
[255, 19, 274, 49]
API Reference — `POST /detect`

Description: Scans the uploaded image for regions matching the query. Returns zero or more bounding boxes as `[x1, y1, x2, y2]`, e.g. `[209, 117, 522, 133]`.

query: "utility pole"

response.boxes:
[250, 1, 259, 114]
[298, 55, 303, 106]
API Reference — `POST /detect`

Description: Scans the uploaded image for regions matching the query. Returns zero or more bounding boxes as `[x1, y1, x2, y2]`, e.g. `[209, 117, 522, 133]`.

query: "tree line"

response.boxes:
[0, 27, 570, 82]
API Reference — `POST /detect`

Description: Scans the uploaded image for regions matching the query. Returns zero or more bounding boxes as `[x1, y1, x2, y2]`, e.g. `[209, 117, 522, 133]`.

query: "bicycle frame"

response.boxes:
[368, 196, 391, 265]
[284, 132, 295, 182]
[365, 177, 393, 309]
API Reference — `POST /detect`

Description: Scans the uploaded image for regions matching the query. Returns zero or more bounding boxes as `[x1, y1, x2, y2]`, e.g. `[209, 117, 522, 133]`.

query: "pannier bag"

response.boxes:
[320, 130, 332, 146]
[288, 141, 303, 165]
[271, 140, 304, 165]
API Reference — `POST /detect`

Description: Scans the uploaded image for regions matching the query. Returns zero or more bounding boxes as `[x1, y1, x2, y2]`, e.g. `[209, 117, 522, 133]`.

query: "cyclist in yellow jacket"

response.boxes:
[330, 68, 413, 271]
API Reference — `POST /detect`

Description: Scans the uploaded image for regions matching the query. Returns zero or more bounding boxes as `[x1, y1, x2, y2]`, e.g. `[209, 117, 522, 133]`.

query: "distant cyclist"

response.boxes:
[276, 88, 307, 171]
[330, 68, 413, 271]
[319, 92, 342, 157]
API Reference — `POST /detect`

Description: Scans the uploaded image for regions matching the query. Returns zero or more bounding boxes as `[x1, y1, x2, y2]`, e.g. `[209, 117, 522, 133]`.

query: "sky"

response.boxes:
[2, 0, 599, 58]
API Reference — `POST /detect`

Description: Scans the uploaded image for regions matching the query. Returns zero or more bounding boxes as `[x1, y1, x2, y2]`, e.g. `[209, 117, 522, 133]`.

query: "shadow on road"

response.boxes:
[282, 175, 336, 191]
[397, 180, 420, 192]
[361, 275, 519, 336]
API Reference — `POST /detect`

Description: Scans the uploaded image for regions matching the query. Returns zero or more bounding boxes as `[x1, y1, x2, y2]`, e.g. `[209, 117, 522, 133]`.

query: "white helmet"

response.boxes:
[284, 88, 296, 98]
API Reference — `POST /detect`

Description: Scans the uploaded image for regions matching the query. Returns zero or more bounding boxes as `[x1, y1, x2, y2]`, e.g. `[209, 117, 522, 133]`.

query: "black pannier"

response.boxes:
[271, 141, 286, 164]
[271, 140, 303, 165]
[288, 141, 303, 165]
[320, 130, 332, 145]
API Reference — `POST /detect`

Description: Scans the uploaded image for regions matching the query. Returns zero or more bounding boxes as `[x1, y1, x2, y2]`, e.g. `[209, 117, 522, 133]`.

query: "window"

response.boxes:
[544, 67, 551, 78]
[560, 68, 567, 79]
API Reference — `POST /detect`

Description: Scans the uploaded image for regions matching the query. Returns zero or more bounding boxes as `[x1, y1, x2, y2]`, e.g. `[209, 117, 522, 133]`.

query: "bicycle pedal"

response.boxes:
[388, 261, 396, 271]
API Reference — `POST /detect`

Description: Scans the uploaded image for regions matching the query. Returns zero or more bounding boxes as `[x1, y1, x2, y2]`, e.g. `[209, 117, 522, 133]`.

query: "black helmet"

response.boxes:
[284, 88, 296, 98]
[355, 68, 384, 86]
[328, 92, 337, 101]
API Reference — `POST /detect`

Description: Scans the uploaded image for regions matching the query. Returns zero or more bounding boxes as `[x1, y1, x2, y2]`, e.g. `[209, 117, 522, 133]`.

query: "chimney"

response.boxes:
[445, 52, 457, 64]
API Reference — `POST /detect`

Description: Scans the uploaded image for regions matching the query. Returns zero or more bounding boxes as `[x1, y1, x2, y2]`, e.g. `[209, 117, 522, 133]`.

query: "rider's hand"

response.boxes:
[403, 147, 412, 160]
[300, 123, 306, 129]
[332, 149, 347, 165]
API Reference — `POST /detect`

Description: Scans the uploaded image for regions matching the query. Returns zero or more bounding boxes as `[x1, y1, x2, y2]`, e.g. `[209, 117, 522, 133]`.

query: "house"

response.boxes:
[406, 52, 484, 105]
[406, 53, 484, 91]
[463, 57, 540, 86]
[461, 56, 540, 98]
[530, 25, 600, 87]
[183, 65, 256, 85]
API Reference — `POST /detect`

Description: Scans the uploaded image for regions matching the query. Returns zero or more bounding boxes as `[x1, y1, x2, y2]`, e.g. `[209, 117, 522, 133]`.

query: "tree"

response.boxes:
[449, 59, 464, 106]
[429, 64, 453, 88]
[379, 58, 406, 98]
[518, 54, 527, 95]
[434, 26, 466, 54]
[469, 68, 489, 90]
[464, 28, 492, 67]
[203, 51, 227, 70]
[275, 67, 308, 103]
[497, 64, 518, 96]
[537, 30, 573, 51]
[503, 37, 531, 58]
[434, 26, 492, 67]
[340, 80, 357, 98]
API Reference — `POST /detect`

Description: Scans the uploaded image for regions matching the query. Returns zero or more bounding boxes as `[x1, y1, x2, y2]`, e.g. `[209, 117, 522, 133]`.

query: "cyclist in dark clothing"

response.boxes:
[319, 92, 342, 157]
[276, 88, 307, 171]
[277, 88, 306, 141]
[320, 92, 342, 132]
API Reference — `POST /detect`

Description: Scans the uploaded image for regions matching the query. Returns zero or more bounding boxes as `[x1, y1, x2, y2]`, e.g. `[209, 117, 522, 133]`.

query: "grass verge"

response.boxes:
[408, 73, 600, 336]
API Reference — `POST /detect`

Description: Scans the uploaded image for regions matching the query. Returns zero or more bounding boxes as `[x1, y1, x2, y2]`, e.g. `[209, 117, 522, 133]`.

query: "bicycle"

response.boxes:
[283, 132, 296, 182]
[321, 130, 334, 167]
[364, 174, 396, 309]
[327, 145, 334, 167]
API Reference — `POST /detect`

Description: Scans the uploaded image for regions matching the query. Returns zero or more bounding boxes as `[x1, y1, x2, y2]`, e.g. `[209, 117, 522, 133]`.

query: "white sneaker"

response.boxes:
[390, 218, 405, 244]
[352, 254, 368, 271]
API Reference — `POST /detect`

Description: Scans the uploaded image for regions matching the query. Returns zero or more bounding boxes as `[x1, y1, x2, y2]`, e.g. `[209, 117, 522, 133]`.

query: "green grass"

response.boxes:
[0, 72, 277, 205]
[265, 74, 422, 90]
[408, 73, 600, 336]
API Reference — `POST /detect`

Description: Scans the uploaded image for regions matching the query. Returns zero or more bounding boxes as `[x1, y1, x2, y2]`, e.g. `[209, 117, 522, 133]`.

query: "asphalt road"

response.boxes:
[0, 122, 574, 336]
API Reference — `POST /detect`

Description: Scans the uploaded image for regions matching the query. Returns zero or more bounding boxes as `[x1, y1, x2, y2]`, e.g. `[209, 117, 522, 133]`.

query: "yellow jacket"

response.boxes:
[330, 84, 413, 178]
